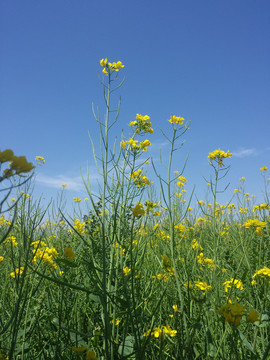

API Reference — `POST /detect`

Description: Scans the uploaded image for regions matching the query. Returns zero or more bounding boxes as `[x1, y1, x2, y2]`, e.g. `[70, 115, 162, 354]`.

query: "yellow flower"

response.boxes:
[10, 267, 24, 278]
[132, 203, 145, 218]
[208, 149, 232, 161]
[102, 67, 108, 75]
[35, 156, 45, 164]
[253, 266, 270, 280]
[139, 139, 151, 152]
[62, 183, 67, 188]
[112, 318, 120, 326]
[0, 256, 4, 262]
[223, 278, 244, 292]
[194, 280, 212, 291]
[168, 115, 184, 125]
[108, 60, 124, 71]
[123, 266, 131, 276]
[73, 197, 82, 203]
[260, 166, 268, 171]
[152, 327, 163, 338]
[100, 58, 107, 67]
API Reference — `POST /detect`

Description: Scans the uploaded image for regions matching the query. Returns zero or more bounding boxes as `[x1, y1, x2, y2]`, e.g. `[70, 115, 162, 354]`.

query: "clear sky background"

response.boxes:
[1, 0, 270, 215]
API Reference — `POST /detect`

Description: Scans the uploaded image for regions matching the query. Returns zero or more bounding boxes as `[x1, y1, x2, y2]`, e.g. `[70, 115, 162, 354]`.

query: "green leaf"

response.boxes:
[238, 330, 255, 354]
[118, 336, 135, 358]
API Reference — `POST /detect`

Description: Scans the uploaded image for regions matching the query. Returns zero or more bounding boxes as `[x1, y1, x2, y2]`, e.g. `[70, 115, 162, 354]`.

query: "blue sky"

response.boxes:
[1, 0, 270, 215]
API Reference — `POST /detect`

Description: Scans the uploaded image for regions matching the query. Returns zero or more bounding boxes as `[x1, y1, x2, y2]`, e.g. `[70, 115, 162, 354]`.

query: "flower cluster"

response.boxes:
[130, 169, 151, 188]
[253, 266, 270, 280]
[253, 203, 270, 212]
[10, 266, 24, 278]
[121, 139, 151, 153]
[35, 156, 45, 165]
[130, 114, 153, 134]
[242, 218, 266, 236]
[208, 149, 232, 167]
[143, 325, 177, 338]
[132, 202, 146, 218]
[73, 218, 86, 234]
[31, 240, 59, 270]
[223, 278, 244, 292]
[168, 115, 184, 125]
[194, 280, 212, 292]
[208, 149, 232, 161]
[100, 58, 124, 75]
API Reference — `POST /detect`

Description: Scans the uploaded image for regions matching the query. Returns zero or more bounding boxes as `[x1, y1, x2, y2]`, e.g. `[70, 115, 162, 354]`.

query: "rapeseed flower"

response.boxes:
[130, 113, 153, 134]
[194, 281, 212, 292]
[10, 267, 24, 278]
[123, 266, 131, 276]
[132, 202, 146, 217]
[253, 266, 270, 280]
[168, 115, 184, 125]
[260, 166, 268, 171]
[223, 278, 244, 292]
[208, 149, 232, 161]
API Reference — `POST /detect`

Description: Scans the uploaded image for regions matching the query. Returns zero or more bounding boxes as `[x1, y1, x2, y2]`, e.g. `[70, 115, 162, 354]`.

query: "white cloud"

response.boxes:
[36, 171, 100, 191]
[232, 148, 257, 158]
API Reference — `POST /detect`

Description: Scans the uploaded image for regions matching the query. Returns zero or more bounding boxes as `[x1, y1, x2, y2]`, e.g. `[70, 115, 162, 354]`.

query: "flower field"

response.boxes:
[0, 60, 269, 360]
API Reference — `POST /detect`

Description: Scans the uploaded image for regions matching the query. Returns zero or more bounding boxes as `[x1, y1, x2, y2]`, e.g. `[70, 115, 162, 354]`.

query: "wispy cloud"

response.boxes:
[232, 148, 257, 158]
[36, 171, 100, 191]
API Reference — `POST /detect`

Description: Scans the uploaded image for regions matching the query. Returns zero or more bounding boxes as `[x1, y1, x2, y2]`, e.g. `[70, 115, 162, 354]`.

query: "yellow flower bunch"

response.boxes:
[121, 138, 151, 152]
[176, 176, 187, 187]
[32, 242, 59, 270]
[253, 266, 270, 280]
[139, 139, 151, 152]
[194, 280, 212, 292]
[252, 203, 270, 212]
[130, 169, 151, 188]
[144, 200, 158, 214]
[10, 267, 24, 278]
[260, 166, 268, 171]
[208, 149, 232, 161]
[100, 58, 124, 75]
[130, 113, 154, 134]
[223, 278, 244, 292]
[132, 202, 146, 218]
[168, 115, 184, 125]
[143, 325, 177, 338]
[73, 218, 86, 234]
[35, 156, 45, 164]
